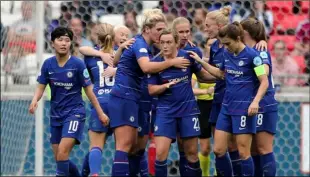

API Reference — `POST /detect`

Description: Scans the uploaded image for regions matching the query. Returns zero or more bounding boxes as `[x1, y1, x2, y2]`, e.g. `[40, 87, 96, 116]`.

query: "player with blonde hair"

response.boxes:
[109, 8, 190, 176]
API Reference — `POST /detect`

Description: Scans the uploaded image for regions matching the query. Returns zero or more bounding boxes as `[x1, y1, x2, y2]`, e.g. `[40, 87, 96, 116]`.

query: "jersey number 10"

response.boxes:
[97, 61, 115, 87]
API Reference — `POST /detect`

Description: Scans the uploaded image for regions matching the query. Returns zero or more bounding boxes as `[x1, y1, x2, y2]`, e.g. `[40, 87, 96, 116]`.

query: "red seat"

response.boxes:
[301, 1, 309, 14]
[266, 1, 293, 14]
[268, 35, 296, 51]
[293, 55, 306, 73]
[280, 14, 308, 30]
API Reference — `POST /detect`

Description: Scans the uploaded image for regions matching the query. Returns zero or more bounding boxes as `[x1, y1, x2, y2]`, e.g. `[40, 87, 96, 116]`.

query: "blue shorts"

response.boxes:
[216, 112, 257, 134]
[150, 109, 156, 133]
[108, 95, 139, 129]
[209, 103, 222, 125]
[89, 103, 112, 135]
[154, 115, 201, 140]
[50, 116, 85, 144]
[256, 112, 278, 134]
[138, 109, 150, 137]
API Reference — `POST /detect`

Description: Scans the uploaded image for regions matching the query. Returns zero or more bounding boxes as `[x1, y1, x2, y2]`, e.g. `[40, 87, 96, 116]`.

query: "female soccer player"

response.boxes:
[78, 23, 116, 177]
[108, 9, 191, 176]
[29, 27, 109, 177]
[171, 16, 210, 177]
[189, 22, 269, 177]
[148, 29, 215, 177]
[241, 18, 278, 177]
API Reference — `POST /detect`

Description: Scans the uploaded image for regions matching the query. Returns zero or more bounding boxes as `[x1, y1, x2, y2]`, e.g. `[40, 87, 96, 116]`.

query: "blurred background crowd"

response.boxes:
[0, 0, 309, 88]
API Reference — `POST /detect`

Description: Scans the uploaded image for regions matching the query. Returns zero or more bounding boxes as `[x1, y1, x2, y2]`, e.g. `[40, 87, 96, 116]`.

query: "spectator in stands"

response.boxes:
[7, 1, 36, 54]
[272, 40, 300, 86]
[124, 11, 139, 37]
[61, 0, 92, 26]
[248, 1, 274, 35]
[192, 7, 208, 35]
[293, 19, 310, 57]
[69, 17, 93, 58]
[3, 45, 29, 84]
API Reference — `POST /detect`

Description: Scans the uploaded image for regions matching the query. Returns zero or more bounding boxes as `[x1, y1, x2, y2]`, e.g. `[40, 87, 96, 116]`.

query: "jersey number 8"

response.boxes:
[97, 61, 115, 87]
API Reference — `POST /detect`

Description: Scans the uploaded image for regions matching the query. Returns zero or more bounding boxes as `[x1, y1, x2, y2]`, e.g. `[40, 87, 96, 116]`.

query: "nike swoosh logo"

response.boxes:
[49, 72, 53, 74]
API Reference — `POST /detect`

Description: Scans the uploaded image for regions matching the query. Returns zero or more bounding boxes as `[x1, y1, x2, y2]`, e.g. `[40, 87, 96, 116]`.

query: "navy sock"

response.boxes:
[112, 150, 129, 176]
[155, 159, 167, 177]
[128, 153, 139, 177]
[138, 150, 149, 177]
[186, 160, 202, 177]
[215, 152, 233, 177]
[81, 152, 90, 177]
[89, 147, 102, 176]
[261, 152, 276, 177]
[179, 151, 187, 177]
[229, 151, 242, 176]
[252, 155, 262, 176]
[56, 160, 69, 176]
[241, 157, 254, 176]
[68, 160, 81, 177]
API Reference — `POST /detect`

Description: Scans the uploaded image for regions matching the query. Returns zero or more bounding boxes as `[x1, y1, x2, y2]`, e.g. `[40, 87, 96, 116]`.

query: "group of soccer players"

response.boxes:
[29, 5, 279, 177]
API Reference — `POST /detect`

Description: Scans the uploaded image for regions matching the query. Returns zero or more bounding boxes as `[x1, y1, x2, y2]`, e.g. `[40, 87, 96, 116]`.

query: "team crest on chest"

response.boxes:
[238, 60, 244, 66]
[67, 71, 73, 78]
[182, 68, 187, 72]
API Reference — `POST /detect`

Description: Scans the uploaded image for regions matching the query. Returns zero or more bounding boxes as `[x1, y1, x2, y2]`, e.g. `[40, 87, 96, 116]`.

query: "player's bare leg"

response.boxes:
[154, 136, 172, 177]
[56, 138, 77, 176]
[183, 137, 202, 176]
[236, 134, 254, 177]
[213, 129, 233, 176]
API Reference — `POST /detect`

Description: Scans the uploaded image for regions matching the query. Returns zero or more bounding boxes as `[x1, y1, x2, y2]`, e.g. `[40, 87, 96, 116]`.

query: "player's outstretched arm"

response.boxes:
[255, 40, 268, 51]
[29, 84, 46, 114]
[84, 85, 110, 126]
[188, 51, 224, 79]
[148, 81, 178, 96]
[196, 69, 218, 83]
[138, 57, 190, 74]
[248, 66, 269, 116]
[191, 78, 214, 96]
[79, 46, 113, 66]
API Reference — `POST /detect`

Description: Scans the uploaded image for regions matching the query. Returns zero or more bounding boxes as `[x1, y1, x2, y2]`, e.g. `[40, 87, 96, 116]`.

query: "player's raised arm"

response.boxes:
[79, 46, 113, 66]
[113, 38, 136, 65]
[188, 51, 224, 79]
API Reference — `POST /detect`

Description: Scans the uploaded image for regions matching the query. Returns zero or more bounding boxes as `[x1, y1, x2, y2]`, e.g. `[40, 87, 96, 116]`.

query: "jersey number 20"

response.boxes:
[97, 61, 115, 87]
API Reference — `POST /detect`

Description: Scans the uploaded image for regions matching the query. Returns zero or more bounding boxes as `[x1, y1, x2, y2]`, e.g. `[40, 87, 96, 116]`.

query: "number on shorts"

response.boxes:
[97, 61, 115, 87]
[68, 121, 79, 132]
[240, 116, 247, 127]
[192, 117, 200, 131]
[257, 114, 263, 126]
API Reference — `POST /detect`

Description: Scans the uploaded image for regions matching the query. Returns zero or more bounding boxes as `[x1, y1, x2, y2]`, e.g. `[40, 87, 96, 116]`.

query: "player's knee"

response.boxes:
[237, 144, 251, 160]
[213, 146, 226, 157]
[256, 144, 273, 155]
[56, 149, 70, 161]
[200, 141, 211, 156]
[156, 149, 169, 161]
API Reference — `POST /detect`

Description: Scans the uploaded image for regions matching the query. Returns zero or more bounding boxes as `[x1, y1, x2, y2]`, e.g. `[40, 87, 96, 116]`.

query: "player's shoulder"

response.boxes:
[42, 56, 56, 67]
[70, 56, 86, 68]
[178, 49, 190, 58]
[210, 39, 219, 51]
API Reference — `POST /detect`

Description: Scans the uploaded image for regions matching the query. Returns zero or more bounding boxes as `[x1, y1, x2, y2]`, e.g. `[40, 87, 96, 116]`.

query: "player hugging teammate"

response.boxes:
[29, 5, 278, 177]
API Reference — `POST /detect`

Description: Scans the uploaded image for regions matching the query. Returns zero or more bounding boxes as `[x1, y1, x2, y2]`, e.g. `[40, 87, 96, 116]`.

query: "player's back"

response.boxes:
[84, 53, 115, 104]
[209, 40, 226, 104]
[111, 34, 150, 101]
[40, 56, 91, 125]
[149, 49, 201, 117]
[253, 48, 278, 113]
[221, 46, 262, 115]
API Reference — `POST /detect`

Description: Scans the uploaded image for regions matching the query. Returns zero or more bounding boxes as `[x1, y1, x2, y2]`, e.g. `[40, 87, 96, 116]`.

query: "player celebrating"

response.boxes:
[241, 18, 278, 177]
[108, 9, 190, 176]
[149, 29, 215, 177]
[189, 22, 269, 176]
[79, 23, 116, 177]
[29, 27, 109, 177]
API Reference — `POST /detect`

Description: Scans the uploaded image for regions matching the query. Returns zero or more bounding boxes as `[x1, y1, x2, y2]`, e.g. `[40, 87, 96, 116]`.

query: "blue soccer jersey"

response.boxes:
[148, 49, 202, 117]
[183, 43, 203, 58]
[84, 51, 115, 104]
[37, 56, 92, 126]
[219, 46, 263, 116]
[110, 34, 151, 101]
[253, 49, 278, 113]
[209, 40, 226, 104]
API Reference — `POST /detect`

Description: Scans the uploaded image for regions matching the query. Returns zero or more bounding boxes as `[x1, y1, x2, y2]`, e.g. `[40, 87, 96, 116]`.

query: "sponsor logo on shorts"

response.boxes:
[138, 127, 142, 132]
[154, 125, 158, 132]
[130, 116, 135, 122]
[68, 131, 75, 134]
[239, 127, 245, 130]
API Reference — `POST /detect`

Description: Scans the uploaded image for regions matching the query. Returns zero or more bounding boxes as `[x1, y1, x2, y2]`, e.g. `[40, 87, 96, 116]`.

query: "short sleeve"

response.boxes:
[37, 60, 49, 85]
[133, 41, 150, 60]
[259, 51, 271, 66]
[147, 73, 160, 85]
[78, 62, 92, 87]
